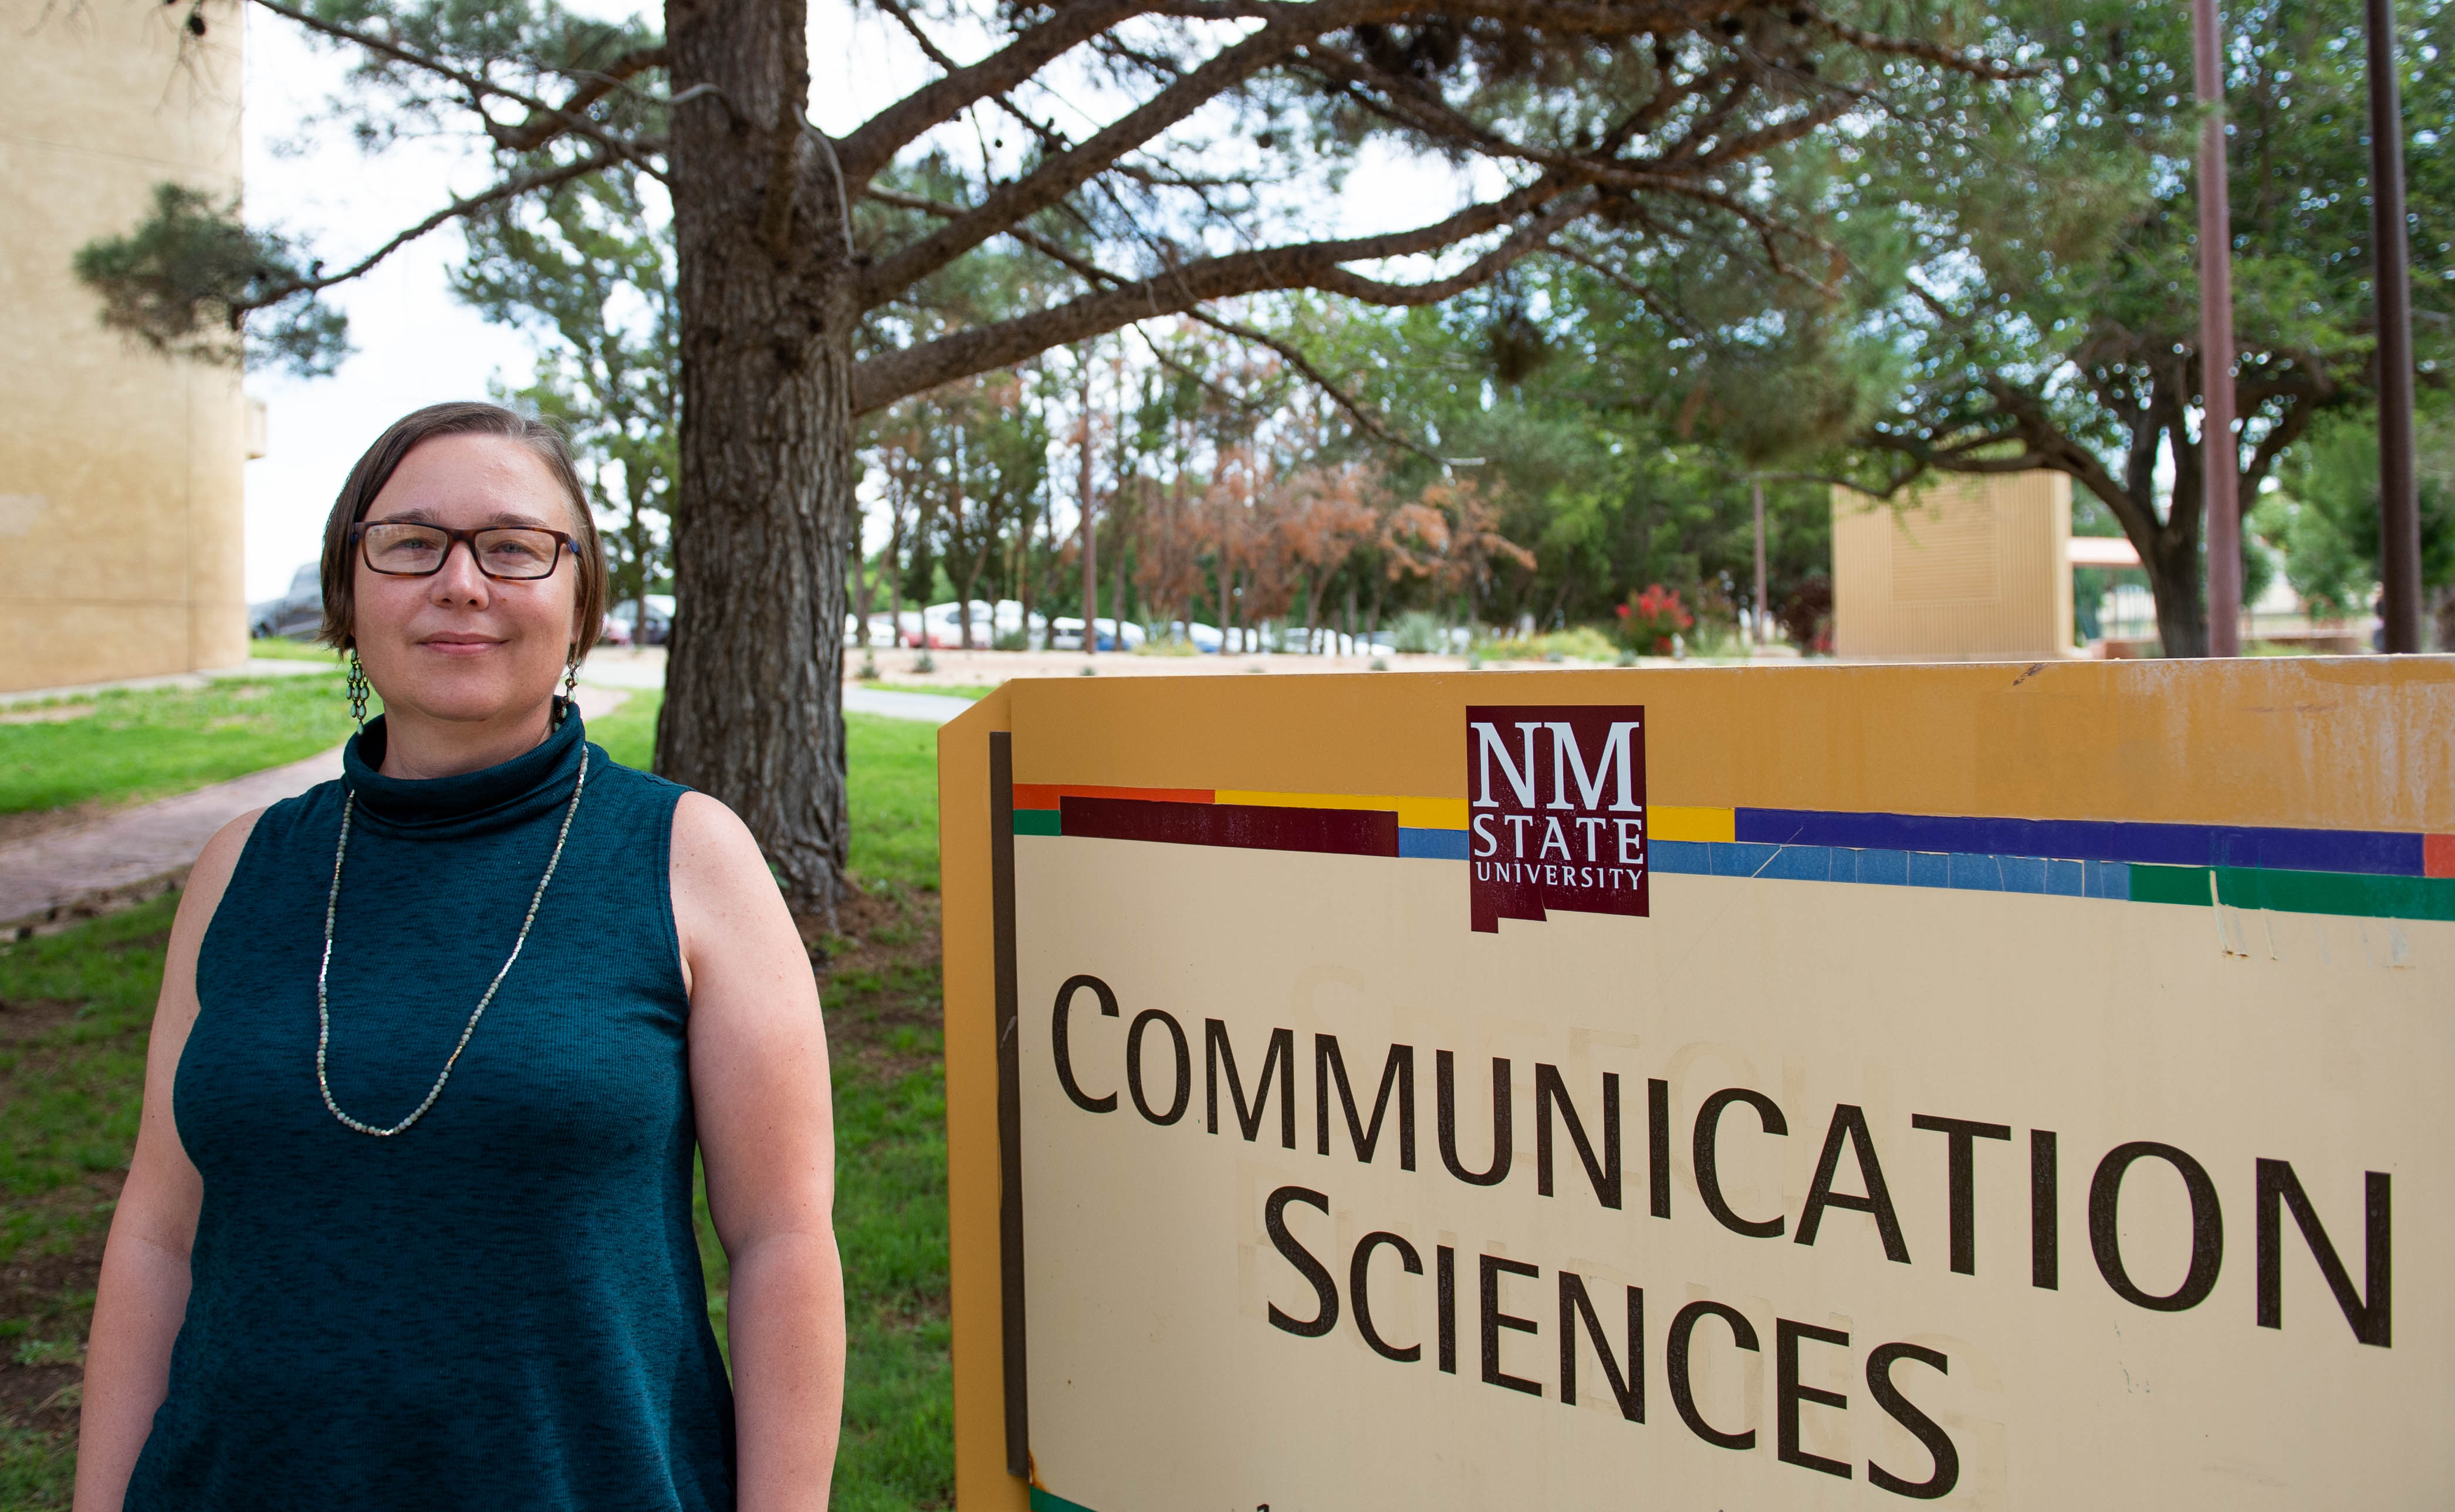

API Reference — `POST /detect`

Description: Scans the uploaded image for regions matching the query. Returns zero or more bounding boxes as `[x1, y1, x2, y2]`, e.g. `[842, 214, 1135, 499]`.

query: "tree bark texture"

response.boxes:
[658, 0, 855, 921]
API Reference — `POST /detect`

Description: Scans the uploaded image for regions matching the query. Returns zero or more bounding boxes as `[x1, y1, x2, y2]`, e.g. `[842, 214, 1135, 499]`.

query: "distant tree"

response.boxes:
[2253, 405, 2455, 635]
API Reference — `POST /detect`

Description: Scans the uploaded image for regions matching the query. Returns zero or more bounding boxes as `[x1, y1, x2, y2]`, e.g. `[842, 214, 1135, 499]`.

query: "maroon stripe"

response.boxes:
[1061, 796, 1399, 858]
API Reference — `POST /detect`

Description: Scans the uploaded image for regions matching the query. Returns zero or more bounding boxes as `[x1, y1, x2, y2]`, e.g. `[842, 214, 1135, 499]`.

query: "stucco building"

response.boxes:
[2, 0, 249, 694]
[1830, 471, 2079, 661]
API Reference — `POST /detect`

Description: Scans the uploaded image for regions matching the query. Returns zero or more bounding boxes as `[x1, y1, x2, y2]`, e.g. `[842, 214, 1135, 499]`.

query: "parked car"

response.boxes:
[854, 600, 1051, 649]
[605, 594, 674, 646]
[250, 563, 322, 639]
[1046, 616, 1145, 652]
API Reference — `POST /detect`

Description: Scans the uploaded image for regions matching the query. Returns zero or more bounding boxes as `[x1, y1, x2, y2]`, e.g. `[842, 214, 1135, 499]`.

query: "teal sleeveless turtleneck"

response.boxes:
[129, 708, 736, 1511]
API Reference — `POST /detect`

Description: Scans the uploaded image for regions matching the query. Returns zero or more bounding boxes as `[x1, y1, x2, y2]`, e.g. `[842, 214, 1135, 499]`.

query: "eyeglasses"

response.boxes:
[352, 522, 577, 581]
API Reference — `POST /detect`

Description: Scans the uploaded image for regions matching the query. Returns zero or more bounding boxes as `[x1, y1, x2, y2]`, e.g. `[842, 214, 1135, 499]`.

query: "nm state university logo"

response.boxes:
[1466, 705, 1648, 932]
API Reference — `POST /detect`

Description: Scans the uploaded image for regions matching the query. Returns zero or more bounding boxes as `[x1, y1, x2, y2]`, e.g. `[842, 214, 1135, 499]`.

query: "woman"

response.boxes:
[75, 402, 843, 1511]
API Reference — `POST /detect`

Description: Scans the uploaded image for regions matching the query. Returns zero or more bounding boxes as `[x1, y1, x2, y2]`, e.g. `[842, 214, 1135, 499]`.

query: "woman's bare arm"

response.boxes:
[672, 792, 844, 1511]
[73, 809, 260, 1512]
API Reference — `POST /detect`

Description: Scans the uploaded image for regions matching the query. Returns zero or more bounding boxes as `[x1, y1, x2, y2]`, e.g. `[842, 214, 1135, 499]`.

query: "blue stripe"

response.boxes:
[1733, 808, 2422, 877]
[1399, 826, 1471, 860]
[1653, 840, 2132, 901]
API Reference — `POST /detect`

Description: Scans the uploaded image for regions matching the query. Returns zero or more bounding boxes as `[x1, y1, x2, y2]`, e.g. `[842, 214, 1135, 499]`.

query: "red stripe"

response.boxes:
[1015, 783, 1213, 810]
[2426, 833, 2455, 879]
[1061, 796, 1398, 858]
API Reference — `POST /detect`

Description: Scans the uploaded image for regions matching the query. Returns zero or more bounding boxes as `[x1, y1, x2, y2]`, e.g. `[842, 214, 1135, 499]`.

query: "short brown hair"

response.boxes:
[318, 401, 607, 656]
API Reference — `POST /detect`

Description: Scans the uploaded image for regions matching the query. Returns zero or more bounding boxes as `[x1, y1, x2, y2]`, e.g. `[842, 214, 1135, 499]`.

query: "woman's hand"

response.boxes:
[672, 793, 846, 1510]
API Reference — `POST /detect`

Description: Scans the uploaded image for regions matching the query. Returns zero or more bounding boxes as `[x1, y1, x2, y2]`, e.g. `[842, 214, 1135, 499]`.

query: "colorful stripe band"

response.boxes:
[1010, 784, 2455, 921]
[1029, 1490, 1099, 1512]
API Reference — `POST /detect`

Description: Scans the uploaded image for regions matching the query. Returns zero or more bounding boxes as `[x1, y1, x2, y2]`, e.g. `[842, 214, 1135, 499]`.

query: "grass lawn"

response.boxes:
[870, 684, 995, 701]
[0, 673, 356, 821]
[239, 638, 348, 663]
[0, 691, 954, 1507]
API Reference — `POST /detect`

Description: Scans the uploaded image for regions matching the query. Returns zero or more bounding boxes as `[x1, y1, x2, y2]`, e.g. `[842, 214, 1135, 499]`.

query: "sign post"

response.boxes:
[941, 659, 2454, 1510]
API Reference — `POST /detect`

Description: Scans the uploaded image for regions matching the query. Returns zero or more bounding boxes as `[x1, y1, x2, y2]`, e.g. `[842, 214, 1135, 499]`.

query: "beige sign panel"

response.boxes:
[939, 659, 2454, 1510]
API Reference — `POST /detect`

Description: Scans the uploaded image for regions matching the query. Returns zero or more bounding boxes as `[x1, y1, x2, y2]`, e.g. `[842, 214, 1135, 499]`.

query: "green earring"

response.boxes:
[346, 651, 371, 730]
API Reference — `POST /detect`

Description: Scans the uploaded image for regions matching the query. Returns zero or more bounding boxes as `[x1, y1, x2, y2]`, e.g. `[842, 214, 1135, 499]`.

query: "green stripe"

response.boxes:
[1029, 1490, 1100, 1512]
[2131, 864, 2455, 922]
[1013, 809, 1062, 837]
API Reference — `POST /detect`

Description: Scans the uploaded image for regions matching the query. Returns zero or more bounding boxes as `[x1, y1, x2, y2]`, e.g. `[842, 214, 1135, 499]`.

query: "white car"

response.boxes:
[1046, 617, 1145, 652]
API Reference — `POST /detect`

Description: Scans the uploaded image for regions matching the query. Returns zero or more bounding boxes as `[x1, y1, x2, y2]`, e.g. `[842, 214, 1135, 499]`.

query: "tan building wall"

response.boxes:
[1831, 471, 2076, 661]
[1, 0, 247, 694]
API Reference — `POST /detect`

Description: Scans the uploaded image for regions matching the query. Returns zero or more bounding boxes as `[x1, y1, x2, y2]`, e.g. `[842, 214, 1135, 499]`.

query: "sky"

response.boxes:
[236, 4, 1489, 602]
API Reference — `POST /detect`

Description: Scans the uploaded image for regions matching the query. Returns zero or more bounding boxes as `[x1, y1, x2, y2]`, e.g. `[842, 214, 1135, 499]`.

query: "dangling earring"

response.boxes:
[346, 651, 371, 730]
[557, 658, 579, 726]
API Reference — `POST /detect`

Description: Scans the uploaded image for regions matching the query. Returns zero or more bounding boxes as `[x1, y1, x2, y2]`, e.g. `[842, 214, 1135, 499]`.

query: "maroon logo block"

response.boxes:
[1466, 705, 1648, 932]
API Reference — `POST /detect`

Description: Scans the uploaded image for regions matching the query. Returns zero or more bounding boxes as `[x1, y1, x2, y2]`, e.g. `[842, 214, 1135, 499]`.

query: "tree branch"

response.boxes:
[247, 0, 662, 164]
[241, 152, 620, 310]
[835, 0, 1158, 183]
[1800, 5, 2042, 80]
[857, 16, 1322, 307]
[1183, 309, 1433, 457]
[493, 46, 669, 152]
[853, 185, 1585, 412]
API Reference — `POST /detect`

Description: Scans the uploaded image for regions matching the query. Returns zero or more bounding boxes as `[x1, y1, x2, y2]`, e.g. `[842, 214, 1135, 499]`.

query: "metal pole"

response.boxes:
[2193, 0, 2241, 657]
[1751, 478, 1769, 650]
[2369, 0, 2422, 652]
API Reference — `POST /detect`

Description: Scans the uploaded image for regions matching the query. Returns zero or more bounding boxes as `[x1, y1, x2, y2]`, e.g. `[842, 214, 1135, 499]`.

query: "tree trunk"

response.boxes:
[886, 482, 905, 648]
[2147, 412, 2208, 657]
[658, 0, 853, 922]
[1112, 493, 1130, 650]
[1079, 363, 1098, 655]
[2144, 537, 2207, 657]
[1017, 483, 1036, 653]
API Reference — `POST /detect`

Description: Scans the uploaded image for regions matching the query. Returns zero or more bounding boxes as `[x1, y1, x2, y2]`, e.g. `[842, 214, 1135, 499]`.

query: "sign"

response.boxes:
[1466, 703, 1649, 929]
[939, 660, 2455, 1510]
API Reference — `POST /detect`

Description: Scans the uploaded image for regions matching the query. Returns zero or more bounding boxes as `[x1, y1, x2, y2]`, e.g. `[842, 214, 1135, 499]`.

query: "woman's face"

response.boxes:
[351, 434, 586, 729]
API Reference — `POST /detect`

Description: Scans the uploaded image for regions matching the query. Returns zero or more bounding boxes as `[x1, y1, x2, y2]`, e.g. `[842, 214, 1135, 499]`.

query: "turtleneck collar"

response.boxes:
[340, 700, 589, 840]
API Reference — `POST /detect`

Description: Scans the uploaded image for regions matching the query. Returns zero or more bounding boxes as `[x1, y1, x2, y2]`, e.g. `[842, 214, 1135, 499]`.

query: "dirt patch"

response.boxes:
[803, 887, 944, 1081]
[0, 1000, 86, 1046]
[0, 1173, 121, 1439]
[0, 799, 127, 848]
[4, 872, 187, 942]
[0, 704, 96, 726]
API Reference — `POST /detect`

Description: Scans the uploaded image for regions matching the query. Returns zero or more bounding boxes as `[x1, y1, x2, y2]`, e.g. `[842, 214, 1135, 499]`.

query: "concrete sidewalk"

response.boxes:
[1, 686, 630, 938]
[582, 649, 976, 724]
[0, 655, 341, 708]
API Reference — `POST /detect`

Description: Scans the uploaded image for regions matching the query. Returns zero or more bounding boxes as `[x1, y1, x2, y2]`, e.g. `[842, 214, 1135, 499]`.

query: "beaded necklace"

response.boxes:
[313, 748, 589, 1137]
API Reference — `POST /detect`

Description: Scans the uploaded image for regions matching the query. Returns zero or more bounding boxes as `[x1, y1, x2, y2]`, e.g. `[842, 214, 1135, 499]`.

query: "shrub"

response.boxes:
[1615, 585, 1694, 654]
[1391, 610, 1445, 654]
[1778, 576, 1834, 654]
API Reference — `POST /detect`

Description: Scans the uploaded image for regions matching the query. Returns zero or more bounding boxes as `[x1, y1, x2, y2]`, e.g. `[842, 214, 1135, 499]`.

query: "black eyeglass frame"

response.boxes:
[349, 522, 581, 581]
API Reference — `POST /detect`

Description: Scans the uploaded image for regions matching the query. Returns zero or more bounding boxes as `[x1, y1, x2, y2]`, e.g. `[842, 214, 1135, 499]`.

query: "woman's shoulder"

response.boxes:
[235, 778, 344, 852]
[589, 744, 692, 797]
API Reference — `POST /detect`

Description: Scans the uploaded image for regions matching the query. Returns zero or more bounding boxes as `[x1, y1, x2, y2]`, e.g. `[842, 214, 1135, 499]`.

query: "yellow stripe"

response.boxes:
[1215, 789, 1467, 831]
[1651, 806, 1735, 843]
